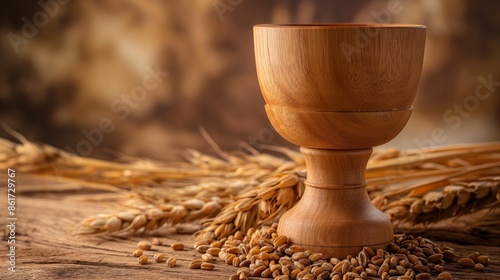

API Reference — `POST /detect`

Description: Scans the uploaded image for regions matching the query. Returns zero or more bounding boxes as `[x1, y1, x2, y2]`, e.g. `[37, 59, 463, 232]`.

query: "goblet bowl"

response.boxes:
[265, 105, 413, 149]
[254, 24, 426, 112]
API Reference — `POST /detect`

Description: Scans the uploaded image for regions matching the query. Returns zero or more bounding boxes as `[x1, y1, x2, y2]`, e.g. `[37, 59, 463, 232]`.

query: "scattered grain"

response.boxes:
[166, 257, 176, 268]
[201, 262, 215, 271]
[151, 238, 163, 246]
[189, 259, 203, 269]
[437, 271, 452, 280]
[458, 257, 475, 268]
[137, 240, 152, 250]
[474, 263, 485, 271]
[153, 253, 164, 263]
[171, 242, 184, 250]
[477, 255, 489, 265]
[138, 255, 148, 265]
[132, 249, 143, 257]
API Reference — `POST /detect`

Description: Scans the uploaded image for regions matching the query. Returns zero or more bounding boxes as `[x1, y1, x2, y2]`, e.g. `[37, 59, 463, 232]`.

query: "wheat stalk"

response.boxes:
[197, 172, 304, 241]
[382, 176, 500, 224]
[1, 134, 500, 241]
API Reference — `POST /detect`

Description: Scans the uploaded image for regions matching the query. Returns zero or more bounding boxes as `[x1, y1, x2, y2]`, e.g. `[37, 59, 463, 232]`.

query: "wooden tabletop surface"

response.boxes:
[1, 176, 499, 279]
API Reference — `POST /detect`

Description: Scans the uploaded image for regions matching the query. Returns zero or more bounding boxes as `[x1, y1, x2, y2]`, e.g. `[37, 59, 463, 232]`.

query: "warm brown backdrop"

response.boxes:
[1, 0, 499, 160]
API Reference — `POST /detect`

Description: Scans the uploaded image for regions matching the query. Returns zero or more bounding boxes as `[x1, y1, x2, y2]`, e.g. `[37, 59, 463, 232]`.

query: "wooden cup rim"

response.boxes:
[254, 23, 426, 29]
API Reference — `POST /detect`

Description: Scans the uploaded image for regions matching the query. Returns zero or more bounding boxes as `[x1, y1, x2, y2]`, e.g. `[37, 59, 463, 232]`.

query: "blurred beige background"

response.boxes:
[0, 0, 499, 160]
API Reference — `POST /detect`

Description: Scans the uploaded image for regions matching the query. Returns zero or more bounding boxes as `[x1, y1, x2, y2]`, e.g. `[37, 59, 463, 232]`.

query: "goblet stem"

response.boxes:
[277, 147, 393, 258]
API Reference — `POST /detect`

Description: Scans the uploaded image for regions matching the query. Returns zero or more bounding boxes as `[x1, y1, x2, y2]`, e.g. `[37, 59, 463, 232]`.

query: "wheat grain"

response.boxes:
[153, 253, 165, 263]
[151, 238, 163, 246]
[137, 240, 152, 250]
[138, 255, 148, 265]
[166, 257, 176, 268]
[194, 223, 488, 280]
[132, 249, 143, 257]
[171, 242, 184, 250]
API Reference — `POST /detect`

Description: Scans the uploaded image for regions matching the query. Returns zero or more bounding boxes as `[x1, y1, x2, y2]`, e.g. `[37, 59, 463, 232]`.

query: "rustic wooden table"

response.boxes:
[1, 176, 499, 279]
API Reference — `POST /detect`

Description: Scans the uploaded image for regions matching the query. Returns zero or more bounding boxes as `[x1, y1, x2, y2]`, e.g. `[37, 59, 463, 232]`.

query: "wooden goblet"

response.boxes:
[254, 24, 426, 258]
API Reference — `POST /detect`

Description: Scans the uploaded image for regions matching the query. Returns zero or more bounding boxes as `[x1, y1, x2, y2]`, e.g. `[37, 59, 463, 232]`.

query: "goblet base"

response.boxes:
[277, 185, 393, 258]
[277, 147, 393, 258]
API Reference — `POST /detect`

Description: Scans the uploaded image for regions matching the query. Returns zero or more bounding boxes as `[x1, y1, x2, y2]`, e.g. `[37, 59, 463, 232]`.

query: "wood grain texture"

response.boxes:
[254, 24, 426, 112]
[0, 177, 499, 280]
[0, 177, 238, 280]
[254, 24, 426, 258]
